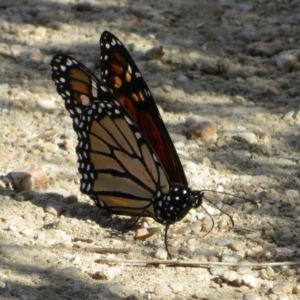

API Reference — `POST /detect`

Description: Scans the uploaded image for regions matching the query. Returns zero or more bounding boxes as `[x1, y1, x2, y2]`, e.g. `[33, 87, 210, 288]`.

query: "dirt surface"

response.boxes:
[1, 0, 300, 299]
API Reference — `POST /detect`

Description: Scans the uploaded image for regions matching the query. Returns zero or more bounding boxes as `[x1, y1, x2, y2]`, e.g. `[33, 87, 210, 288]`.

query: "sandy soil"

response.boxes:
[1, 0, 300, 299]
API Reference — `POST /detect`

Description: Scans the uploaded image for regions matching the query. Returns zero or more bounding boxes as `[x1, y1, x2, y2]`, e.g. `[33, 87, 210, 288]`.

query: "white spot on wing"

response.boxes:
[66, 59, 73, 66]
[124, 115, 133, 125]
[128, 64, 132, 74]
[92, 87, 98, 98]
[135, 132, 141, 139]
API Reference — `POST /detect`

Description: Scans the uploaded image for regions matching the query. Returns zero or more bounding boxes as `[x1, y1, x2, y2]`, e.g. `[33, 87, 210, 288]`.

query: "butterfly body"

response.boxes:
[51, 31, 204, 256]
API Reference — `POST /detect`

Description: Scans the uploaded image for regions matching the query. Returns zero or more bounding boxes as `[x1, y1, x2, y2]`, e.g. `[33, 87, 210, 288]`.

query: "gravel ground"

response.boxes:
[1, 0, 300, 299]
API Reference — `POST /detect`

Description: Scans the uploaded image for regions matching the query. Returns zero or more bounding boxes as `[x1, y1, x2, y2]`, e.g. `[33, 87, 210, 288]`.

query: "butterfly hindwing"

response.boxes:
[77, 98, 172, 217]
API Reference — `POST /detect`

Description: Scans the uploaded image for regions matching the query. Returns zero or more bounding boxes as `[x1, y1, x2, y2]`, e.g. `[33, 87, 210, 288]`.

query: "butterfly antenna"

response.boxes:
[199, 204, 215, 237]
[202, 195, 235, 228]
[201, 190, 258, 209]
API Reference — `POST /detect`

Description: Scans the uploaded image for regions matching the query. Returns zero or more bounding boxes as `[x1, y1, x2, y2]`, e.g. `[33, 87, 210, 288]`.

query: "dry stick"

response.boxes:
[97, 259, 300, 268]
[234, 224, 263, 232]
[85, 246, 131, 254]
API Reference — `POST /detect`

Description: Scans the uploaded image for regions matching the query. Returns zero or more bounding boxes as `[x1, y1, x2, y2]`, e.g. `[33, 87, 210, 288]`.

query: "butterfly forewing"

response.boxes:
[100, 31, 188, 186]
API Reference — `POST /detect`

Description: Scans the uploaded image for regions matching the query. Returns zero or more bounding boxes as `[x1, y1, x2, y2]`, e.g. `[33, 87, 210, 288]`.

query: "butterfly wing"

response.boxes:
[51, 54, 115, 130]
[100, 31, 188, 187]
[51, 54, 171, 220]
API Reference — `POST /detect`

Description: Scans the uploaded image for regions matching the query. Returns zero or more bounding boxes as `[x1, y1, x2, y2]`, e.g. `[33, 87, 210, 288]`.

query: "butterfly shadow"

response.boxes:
[0, 186, 154, 247]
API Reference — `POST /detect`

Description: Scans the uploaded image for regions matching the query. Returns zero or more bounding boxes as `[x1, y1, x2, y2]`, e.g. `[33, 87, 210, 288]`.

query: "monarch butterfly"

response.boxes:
[51, 31, 204, 257]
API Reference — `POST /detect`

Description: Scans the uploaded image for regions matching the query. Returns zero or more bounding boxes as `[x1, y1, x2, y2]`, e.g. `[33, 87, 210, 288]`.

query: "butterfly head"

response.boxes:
[153, 187, 203, 225]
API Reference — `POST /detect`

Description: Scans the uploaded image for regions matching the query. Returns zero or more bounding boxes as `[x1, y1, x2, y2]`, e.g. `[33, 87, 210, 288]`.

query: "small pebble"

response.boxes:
[38, 229, 72, 246]
[220, 270, 238, 283]
[232, 150, 252, 160]
[170, 283, 184, 293]
[272, 282, 294, 295]
[242, 274, 258, 288]
[135, 227, 158, 240]
[45, 203, 64, 216]
[37, 100, 56, 110]
[237, 266, 252, 275]
[145, 45, 164, 60]
[21, 48, 42, 61]
[7, 165, 48, 192]
[75, 1, 92, 11]
[243, 292, 262, 300]
[154, 248, 168, 260]
[229, 240, 246, 251]
[20, 228, 33, 237]
[154, 284, 172, 296]
[247, 246, 264, 259]
[90, 267, 122, 281]
[186, 122, 217, 144]
[210, 266, 228, 276]
[275, 51, 299, 73]
[15, 191, 35, 200]
[274, 247, 294, 260]
[237, 132, 258, 145]
[221, 254, 243, 263]
[293, 284, 300, 294]
[62, 195, 78, 204]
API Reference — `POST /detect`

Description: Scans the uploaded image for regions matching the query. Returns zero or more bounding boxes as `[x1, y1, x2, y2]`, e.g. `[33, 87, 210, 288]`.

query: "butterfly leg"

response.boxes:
[122, 216, 141, 233]
[164, 223, 172, 259]
[123, 206, 152, 233]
